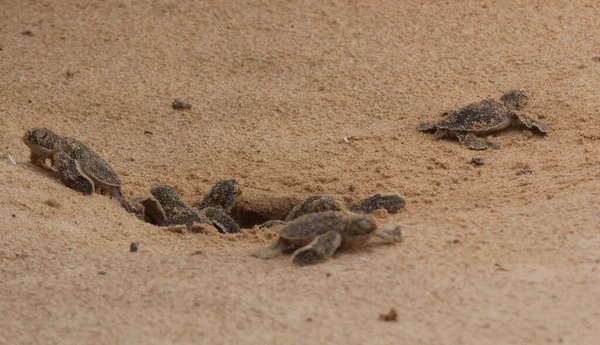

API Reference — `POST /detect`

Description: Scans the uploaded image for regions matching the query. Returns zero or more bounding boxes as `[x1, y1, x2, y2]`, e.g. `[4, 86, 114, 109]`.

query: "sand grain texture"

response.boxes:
[1, 0, 600, 344]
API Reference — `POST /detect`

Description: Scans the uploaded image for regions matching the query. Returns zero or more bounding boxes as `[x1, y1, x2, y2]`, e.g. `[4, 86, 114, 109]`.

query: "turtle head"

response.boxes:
[151, 184, 187, 209]
[22, 128, 63, 156]
[345, 214, 378, 237]
[197, 179, 241, 212]
[215, 179, 240, 209]
[500, 89, 528, 109]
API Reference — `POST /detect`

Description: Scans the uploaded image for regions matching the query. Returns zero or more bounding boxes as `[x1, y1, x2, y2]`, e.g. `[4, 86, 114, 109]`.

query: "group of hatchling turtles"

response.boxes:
[22, 89, 548, 265]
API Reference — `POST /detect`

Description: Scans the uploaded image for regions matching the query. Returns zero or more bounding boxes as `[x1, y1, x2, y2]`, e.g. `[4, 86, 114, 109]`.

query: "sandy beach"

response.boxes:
[1, 0, 600, 343]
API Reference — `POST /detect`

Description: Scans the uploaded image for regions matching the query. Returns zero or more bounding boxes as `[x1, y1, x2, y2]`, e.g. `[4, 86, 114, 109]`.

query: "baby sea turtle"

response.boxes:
[418, 90, 548, 150]
[134, 183, 240, 233]
[135, 184, 209, 227]
[200, 206, 240, 234]
[253, 211, 403, 266]
[284, 192, 405, 222]
[348, 193, 406, 214]
[257, 193, 405, 229]
[23, 127, 137, 212]
[285, 195, 347, 221]
[194, 179, 239, 212]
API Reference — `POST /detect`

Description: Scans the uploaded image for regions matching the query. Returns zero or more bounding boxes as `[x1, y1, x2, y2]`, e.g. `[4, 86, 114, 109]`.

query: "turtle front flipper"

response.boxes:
[253, 237, 291, 260]
[132, 196, 167, 225]
[29, 152, 47, 167]
[456, 132, 498, 150]
[200, 207, 241, 233]
[52, 152, 95, 195]
[513, 111, 548, 134]
[417, 121, 438, 132]
[374, 224, 404, 243]
[292, 231, 342, 266]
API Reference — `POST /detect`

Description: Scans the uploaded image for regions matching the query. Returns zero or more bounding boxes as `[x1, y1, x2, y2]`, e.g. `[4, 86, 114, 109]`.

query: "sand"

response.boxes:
[1, 0, 600, 344]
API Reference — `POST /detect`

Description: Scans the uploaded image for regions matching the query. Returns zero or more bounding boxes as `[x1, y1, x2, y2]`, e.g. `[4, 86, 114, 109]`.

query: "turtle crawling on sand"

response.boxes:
[348, 192, 406, 214]
[134, 183, 241, 233]
[284, 193, 405, 221]
[23, 127, 137, 212]
[253, 211, 403, 266]
[257, 192, 406, 229]
[418, 90, 548, 150]
[284, 195, 347, 221]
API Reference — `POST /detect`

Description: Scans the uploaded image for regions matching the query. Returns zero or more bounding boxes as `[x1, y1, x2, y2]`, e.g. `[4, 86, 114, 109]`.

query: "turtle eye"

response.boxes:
[356, 218, 372, 231]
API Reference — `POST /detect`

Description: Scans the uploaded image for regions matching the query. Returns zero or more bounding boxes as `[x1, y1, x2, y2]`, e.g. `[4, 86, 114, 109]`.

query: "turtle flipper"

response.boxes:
[253, 238, 291, 260]
[417, 121, 438, 132]
[52, 152, 95, 195]
[456, 132, 498, 150]
[29, 152, 47, 167]
[514, 111, 548, 134]
[292, 231, 342, 266]
[200, 206, 241, 233]
[374, 223, 404, 243]
[132, 196, 167, 225]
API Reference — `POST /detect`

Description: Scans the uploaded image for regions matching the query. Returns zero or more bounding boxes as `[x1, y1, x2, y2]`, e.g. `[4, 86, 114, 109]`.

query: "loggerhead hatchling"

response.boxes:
[253, 211, 403, 266]
[418, 90, 548, 150]
[281, 193, 405, 221]
[284, 195, 347, 221]
[257, 193, 406, 229]
[348, 193, 406, 214]
[194, 179, 240, 212]
[23, 127, 137, 212]
[134, 184, 241, 233]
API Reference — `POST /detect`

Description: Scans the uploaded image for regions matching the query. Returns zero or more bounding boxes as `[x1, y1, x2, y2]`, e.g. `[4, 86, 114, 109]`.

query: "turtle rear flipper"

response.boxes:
[53, 152, 95, 195]
[456, 132, 498, 150]
[292, 231, 342, 266]
[514, 111, 548, 134]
